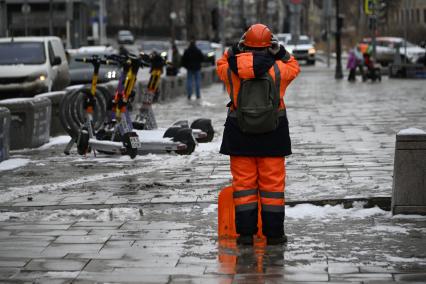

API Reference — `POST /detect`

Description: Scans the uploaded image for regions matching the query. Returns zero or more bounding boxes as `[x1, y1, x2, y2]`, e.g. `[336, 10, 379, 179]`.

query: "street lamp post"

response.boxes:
[170, 11, 177, 43]
[49, 0, 53, 35]
[334, 0, 343, 79]
[21, 1, 31, 36]
[0, 0, 7, 37]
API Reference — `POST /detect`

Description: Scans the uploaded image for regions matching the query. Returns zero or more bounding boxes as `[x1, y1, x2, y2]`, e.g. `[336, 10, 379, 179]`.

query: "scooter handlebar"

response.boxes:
[74, 56, 118, 66]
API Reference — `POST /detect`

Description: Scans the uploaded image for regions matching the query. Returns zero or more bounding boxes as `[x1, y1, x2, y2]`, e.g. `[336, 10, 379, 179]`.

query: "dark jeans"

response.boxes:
[186, 70, 201, 99]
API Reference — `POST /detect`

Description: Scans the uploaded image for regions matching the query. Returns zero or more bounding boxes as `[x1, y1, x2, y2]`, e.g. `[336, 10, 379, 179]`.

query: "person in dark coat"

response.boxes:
[181, 39, 204, 100]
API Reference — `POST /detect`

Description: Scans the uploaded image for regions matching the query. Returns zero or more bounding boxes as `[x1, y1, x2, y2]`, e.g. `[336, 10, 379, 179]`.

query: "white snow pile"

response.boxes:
[285, 202, 388, 220]
[37, 135, 71, 150]
[0, 207, 142, 222]
[0, 158, 30, 172]
[397, 128, 426, 135]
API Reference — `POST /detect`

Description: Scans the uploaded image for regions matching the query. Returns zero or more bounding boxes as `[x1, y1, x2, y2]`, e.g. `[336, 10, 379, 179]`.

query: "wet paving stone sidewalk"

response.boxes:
[0, 65, 425, 283]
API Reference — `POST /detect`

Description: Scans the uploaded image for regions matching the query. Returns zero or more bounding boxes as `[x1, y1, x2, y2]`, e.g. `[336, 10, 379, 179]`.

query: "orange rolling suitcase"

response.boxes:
[218, 186, 264, 240]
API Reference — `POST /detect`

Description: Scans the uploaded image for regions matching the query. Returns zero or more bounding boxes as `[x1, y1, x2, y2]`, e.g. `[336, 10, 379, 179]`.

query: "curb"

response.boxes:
[0, 196, 391, 213]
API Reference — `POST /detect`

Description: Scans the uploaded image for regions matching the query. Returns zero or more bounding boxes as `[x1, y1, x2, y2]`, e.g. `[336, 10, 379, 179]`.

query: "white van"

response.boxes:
[0, 36, 70, 98]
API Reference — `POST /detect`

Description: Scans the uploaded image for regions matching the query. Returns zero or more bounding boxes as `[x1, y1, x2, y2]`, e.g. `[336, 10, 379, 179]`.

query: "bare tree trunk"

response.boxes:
[257, 0, 268, 23]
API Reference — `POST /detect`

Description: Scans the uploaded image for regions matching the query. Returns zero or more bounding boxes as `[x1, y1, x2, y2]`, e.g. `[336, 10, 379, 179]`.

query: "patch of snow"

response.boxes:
[0, 208, 142, 222]
[37, 135, 71, 150]
[194, 139, 220, 153]
[371, 225, 409, 235]
[392, 214, 426, 220]
[202, 204, 218, 215]
[384, 254, 426, 263]
[286, 203, 388, 220]
[200, 101, 216, 107]
[0, 158, 30, 172]
[397, 128, 426, 135]
[135, 129, 174, 142]
[0, 152, 191, 203]
[46, 271, 80, 278]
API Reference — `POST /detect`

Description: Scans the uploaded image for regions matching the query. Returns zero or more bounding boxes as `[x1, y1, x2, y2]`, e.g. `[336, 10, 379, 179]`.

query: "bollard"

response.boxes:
[392, 128, 426, 215]
[0, 97, 51, 150]
[176, 75, 186, 97]
[201, 68, 212, 87]
[212, 66, 220, 83]
[35, 91, 66, 136]
[0, 107, 11, 162]
[160, 77, 174, 101]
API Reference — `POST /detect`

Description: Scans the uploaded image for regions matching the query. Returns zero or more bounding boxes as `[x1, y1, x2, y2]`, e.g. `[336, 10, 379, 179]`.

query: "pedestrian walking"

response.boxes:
[347, 49, 357, 82]
[181, 39, 204, 100]
[354, 45, 365, 81]
[216, 24, 300, 245]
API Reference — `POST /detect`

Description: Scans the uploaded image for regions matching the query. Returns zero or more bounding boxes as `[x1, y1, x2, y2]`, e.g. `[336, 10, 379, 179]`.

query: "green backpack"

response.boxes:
[227, 63, 282, 134]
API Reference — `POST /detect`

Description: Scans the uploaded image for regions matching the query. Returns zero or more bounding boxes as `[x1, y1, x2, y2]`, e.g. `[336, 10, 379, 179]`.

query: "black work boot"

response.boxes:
[237, 235, 253, 246]
[267, 234, 288, 245]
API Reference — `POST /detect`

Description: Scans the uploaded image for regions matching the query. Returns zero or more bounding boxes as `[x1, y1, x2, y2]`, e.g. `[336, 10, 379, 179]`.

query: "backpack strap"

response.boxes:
[227, 67, 235, 108]
[273, 63, 281, 108]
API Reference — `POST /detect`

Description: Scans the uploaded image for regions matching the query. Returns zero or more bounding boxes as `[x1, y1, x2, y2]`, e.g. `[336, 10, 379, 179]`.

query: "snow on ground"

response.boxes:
[0, 207, 142, 222]
[36, 135, 71, 150]
[397, 127, 426, 135]
[285, 202, 389, 220]
[371, 225, 410, 234]
[384, 254, 426, 263]
[0, 158, 30, 172]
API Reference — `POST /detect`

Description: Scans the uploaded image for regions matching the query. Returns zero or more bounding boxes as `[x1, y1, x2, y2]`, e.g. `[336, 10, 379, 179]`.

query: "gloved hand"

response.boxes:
[237, 32, 246, 51]
[268, 34, 280, 55]
[275, 45, 291, 61]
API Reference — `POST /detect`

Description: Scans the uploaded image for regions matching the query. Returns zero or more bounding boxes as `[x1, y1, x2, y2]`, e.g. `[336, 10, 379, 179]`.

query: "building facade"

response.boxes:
[384, 0, 426, 44]
[1, 0, 90, 47]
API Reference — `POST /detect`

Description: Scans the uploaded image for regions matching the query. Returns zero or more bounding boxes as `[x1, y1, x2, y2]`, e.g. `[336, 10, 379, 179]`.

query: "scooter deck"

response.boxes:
[89, 136, 187, 154]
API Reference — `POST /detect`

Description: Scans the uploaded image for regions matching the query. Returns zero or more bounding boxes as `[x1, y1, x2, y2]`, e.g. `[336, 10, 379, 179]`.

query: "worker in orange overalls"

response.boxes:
[216, 24, 300, 245]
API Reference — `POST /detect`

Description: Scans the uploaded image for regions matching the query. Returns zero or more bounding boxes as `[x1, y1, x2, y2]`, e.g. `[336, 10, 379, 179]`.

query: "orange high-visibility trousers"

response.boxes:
[230, 156, 285, 238]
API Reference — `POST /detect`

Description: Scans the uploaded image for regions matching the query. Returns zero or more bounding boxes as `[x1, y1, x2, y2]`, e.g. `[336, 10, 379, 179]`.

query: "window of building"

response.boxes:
[417, 9, 420, 23]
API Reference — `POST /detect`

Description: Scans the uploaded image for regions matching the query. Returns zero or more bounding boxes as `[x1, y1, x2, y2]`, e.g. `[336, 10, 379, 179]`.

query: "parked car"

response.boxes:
[361, 37, 426, 66]
[0, 36, 70, 98]
[196, 40, 216, 66]
[140, 40, 170, 59]
[117, 30, 135, 45]
[283, 35, 316, 65]
[66, 46, 119, 85]
[277, 33, 291, 46]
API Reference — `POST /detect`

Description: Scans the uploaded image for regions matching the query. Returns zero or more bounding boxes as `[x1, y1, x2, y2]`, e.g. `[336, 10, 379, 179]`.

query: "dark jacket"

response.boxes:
[181, 43, 204, 71]
[216, 46, 300, 157]
[150, 52, 166, 72]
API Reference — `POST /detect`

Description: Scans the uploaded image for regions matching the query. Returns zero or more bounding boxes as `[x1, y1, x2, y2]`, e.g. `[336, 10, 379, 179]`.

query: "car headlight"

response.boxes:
[26, 73, 48, 82]
[308, 48, 316, 55]
[106, 70, 117, 79]
[207, 52, 215, 57]
[161, 51, 167, 57]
